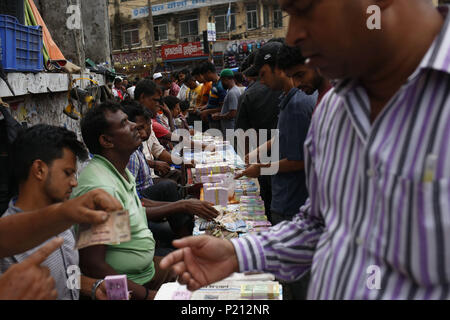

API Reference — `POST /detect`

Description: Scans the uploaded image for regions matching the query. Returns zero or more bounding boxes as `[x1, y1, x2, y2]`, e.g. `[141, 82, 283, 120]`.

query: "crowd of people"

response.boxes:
[0, 0, 449, 301]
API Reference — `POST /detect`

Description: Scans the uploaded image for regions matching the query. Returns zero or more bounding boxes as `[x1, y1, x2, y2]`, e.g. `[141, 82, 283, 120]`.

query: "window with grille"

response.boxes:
[154, 24, 168, 41]
[273, 6, 283, 28]
[123, 27, 140, 47]
[180, 15, 199, 37]
[214, 7, 236, 33]
[246, 4, 258, 30]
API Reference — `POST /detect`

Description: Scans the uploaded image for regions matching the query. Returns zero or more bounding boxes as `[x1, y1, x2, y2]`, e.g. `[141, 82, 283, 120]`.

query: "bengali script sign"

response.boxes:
[161, 42, 208, 61]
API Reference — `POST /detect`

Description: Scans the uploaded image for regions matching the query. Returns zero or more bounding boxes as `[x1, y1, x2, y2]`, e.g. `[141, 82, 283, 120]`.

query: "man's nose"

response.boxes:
[286, 17, 307, 47]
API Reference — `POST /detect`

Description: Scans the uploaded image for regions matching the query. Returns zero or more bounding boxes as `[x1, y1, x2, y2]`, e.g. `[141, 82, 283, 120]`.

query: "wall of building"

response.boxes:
[1, 72, 106, 137]
[110, 0, 288, 50]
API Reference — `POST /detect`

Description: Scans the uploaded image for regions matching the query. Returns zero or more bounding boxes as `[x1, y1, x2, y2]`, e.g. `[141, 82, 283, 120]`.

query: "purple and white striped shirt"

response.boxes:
[231, 6, 450, 300]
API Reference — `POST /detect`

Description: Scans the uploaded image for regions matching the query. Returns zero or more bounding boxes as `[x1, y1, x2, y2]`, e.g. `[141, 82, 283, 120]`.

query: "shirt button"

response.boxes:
[367, 169, 375, 178]
[356, 237, 364, 246]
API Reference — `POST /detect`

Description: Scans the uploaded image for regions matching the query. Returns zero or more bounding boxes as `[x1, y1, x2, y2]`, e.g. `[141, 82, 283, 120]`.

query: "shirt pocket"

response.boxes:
[367, 170, 450, 286]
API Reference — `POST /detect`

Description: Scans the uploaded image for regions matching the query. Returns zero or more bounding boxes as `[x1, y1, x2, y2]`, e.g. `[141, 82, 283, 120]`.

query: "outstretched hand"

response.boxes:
[234, 164, 262, 180]
[0, 237, 64, 300]
[159, 236, 239, 291]
[62, 189, 123, 225]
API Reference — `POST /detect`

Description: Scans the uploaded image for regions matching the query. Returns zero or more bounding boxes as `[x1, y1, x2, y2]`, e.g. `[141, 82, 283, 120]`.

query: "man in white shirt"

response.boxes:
[127, 80, 138, 100]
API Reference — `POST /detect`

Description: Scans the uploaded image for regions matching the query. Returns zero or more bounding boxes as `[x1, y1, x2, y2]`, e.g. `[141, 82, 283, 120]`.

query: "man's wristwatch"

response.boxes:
[91, 279, 104, 300]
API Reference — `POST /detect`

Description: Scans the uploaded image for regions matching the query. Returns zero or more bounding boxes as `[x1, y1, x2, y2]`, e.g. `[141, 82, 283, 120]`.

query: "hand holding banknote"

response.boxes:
[76, 210, 131, 249]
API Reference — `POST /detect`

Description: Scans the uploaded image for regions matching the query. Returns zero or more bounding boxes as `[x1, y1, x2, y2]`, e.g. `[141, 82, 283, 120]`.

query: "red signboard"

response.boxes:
[161, 42, 208, 61]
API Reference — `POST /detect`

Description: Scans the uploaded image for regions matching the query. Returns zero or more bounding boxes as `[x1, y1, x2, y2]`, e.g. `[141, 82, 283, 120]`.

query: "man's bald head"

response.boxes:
[279, 0, 439, 80]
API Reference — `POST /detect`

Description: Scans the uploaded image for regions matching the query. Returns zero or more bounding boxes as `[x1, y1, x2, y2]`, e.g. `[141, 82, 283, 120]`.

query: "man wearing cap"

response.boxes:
[235, 50, 283, 221]
[211, 69, 242, 135]
[153, 73, 163, 85]
[236, 42, 317, 226]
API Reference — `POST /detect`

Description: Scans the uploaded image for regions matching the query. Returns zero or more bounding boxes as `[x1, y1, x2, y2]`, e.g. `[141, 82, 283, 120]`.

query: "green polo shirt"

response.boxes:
[72, 155, 155, 285]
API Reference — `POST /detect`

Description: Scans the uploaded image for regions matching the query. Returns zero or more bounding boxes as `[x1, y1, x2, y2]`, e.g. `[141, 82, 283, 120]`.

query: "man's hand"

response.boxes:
[160, 236, 239, 291]
[61, 189, 123, 225]
[160, 103, 171, 117]
[180, 199, 219, 221]
[203, 144, 215, 152]
[234, 164, 262, 179]
[244, 153, 251, 166]
[200, 110, 210, 122]
[0, 238, 63, 300]
[154, 161, 171, 176]
[211, 113, 221, 121]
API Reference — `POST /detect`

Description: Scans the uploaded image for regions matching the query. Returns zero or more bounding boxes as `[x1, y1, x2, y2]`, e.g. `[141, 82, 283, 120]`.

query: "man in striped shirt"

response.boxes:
[160, 0, 450, 300]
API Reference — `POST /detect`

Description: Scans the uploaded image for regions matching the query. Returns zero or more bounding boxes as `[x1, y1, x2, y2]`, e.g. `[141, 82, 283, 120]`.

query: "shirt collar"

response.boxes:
[413, 5, 450, 77]
[279, 87, 299, 110]
[7, 197, 20, 213]
[92, 154, 136, 191]
[334, 5, 450, 97]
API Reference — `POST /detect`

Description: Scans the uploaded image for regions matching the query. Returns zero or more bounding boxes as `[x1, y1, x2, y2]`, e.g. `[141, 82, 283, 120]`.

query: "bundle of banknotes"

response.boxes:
[75, 210, 131, 249]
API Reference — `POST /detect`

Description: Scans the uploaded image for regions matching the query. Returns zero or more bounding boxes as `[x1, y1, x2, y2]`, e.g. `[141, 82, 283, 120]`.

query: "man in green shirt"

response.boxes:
[72, 101, 200, 300]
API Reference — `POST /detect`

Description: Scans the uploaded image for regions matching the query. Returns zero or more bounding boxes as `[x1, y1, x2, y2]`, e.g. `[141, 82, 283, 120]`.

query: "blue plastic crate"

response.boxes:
[0, 15, 43, 72]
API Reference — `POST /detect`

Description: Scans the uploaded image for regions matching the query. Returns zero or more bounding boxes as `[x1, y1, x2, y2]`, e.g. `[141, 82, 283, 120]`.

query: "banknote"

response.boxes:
[75, 210, 131, 250]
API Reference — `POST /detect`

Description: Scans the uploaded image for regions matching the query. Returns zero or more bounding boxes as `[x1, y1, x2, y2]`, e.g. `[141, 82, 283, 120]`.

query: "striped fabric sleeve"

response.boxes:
[231, 199, 325, 282]
[127, 152, 139, 178]
[230, 103, 326, 282]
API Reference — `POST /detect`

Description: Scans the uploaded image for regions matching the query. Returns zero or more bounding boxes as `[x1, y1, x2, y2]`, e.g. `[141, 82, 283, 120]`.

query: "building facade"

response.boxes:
[109, 0, 289, 77]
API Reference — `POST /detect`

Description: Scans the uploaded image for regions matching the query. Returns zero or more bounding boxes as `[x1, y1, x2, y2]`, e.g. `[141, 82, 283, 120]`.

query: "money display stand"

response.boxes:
[155, 132, 282, 300]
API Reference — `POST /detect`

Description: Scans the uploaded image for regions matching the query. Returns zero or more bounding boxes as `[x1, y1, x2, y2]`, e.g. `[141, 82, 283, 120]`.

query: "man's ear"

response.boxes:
[31, 159, 49, 182]
[99, 134, 114, 150]
[138, 93, 144, 104]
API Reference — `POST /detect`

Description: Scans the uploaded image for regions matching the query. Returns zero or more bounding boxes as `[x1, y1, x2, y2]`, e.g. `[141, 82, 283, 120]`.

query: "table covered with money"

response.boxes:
[155, 133, 283, 300]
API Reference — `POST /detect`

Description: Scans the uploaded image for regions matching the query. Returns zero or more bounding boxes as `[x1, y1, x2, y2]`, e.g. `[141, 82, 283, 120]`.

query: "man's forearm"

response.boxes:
[80, 275, 100, 298]
[157, 150, 174, 164]
[230, 199, 323, 282]
[142, 198, 172, 208]
[145, 201, 183, 222]
[158, 150, 183, 165]
[219, 110, 237, 120]
[0, 203, 71, 257]
[275, 159, 305, 173]
[248, 137, 275, 164]
[206, 108, 221, 115]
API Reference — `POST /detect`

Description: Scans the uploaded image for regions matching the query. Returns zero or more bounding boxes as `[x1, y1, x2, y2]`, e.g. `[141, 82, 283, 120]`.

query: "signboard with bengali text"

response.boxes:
[161, 42, 208, 61]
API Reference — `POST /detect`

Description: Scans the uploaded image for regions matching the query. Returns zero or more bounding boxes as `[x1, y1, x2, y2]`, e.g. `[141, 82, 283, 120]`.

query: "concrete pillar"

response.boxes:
[38, 0, 86, 68]
[37, 0, 112, 68]
[80, 0, 112, 64]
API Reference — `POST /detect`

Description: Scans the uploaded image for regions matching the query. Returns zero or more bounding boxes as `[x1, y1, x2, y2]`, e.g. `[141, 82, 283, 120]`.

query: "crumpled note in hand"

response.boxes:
[75, 210, 131, 249]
